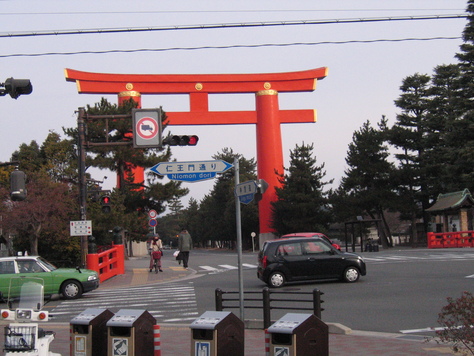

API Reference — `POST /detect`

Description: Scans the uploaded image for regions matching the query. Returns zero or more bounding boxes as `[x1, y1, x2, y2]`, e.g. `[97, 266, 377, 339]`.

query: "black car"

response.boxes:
[257, 237, 366, 288]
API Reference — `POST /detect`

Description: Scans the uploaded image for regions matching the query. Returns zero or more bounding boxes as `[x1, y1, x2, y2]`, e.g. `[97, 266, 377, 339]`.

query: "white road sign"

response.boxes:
[70, 220, 92, 236]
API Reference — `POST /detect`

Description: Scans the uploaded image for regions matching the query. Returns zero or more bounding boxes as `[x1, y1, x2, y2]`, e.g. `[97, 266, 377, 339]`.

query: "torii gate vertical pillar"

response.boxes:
[256, 89, 283, 237]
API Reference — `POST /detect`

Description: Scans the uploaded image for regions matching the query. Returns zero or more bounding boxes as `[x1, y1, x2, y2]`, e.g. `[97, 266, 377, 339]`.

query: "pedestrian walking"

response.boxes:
[149, 234, 163, 273]
[178, 229, 192, 269]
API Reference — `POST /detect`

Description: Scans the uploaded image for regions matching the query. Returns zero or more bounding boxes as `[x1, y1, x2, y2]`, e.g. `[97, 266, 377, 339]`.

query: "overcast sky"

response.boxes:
[0, 0, 468, 210]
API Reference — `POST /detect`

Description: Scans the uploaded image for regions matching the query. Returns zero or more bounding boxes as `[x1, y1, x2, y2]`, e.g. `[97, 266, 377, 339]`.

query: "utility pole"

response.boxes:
[77, 107, 88, 267]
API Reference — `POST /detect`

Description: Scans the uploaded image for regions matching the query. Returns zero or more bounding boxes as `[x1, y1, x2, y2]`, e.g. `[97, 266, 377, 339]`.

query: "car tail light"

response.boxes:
[1, 310, 9, 319]
[262, 256, 268, 268]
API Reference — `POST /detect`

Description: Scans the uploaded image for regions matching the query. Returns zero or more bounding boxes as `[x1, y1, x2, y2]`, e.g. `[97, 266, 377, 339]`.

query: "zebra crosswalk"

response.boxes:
[194, 251, 474, 272]
[197, 263, 257, 274]
[48, 282, 198, 323]
[362, 252, 474, 263]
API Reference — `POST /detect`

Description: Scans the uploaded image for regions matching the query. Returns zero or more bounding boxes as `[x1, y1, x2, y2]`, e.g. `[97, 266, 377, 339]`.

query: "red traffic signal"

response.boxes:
[100, 195, 111, 213]
[164, 135, 199, 146]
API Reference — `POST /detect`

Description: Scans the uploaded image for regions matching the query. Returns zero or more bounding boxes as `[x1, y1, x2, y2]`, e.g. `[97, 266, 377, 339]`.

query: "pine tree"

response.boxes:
[271, 143, 332, 235]
[451, 0, 474, 191]
[389, 73, 433, 241]
[426, 64, 464, 195]
[196, 148, 258, 249]
[337, 118, 396, 247]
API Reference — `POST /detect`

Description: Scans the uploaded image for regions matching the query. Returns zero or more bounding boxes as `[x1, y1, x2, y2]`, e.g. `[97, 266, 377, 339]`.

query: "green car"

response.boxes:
[0, 256, 99, 300]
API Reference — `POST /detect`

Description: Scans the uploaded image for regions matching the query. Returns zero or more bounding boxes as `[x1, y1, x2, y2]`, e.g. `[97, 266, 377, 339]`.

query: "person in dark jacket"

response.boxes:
[178, 229, 192, 269]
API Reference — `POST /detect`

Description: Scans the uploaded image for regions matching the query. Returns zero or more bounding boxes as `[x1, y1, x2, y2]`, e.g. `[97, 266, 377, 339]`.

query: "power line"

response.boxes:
[0, 14, 466, 39]
[0, 9, 465, 16]
[0, 36, 461, 58]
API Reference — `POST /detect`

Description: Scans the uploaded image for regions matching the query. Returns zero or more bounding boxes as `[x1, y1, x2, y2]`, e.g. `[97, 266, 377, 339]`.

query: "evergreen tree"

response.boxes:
[452, 0, 474, 191]
[335, 118, 395, 247]
[196, 148, 258, 249]
[426, 64, 464, 195]
[271, 143, 332, 235]
[389, 73, 432, 241]
[63, 98, 189, 246]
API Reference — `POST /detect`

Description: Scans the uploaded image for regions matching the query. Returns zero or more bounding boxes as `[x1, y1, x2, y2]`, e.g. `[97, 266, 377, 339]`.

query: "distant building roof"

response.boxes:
[426, 189, 474, 212]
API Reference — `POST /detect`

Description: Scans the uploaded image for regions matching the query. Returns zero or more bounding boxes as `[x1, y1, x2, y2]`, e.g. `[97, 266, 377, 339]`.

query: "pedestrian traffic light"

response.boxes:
[100, 195, 111, 213]
[0, 77, 33, 99]
[163, 135, 199, 146]
[10, 169, 27, 201]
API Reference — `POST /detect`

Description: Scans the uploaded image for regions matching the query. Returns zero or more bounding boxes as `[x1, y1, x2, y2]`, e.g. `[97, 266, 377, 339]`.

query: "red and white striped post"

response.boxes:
[265, 329, 270, 356]
[153, 324, 161, 356]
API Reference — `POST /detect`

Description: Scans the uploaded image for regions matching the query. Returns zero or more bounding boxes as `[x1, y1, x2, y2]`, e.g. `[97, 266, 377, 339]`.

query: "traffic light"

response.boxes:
[10, 169, 27, 201]
[0, 77, 33, 99]
[163, 135, 199, 146]
[100, 195, 111, 213]
[113, 226, 123, 244]
[255, 179, 269, 202]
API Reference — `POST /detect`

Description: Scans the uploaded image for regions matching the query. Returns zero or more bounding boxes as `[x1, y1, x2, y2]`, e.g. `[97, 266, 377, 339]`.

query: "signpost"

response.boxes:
[149, 160, 233, 182]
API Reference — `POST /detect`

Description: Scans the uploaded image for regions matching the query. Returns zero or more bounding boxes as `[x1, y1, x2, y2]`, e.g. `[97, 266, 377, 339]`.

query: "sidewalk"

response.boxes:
[1, 254, 455, 355]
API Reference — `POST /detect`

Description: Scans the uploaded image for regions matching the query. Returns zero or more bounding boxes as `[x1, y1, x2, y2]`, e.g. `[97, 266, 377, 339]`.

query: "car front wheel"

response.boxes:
[61, 280, 83, 299]
[342, 267, 360, 283]
[268, 271, 286, 288]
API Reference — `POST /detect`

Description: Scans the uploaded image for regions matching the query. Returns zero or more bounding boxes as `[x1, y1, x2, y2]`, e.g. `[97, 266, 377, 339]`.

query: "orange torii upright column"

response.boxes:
[65, 67, 328, 240]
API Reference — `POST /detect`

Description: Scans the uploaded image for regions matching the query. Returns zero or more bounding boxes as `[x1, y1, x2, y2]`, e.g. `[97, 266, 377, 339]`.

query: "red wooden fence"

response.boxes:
[427, 231, 474, 248]
[86, 243, 125, 282]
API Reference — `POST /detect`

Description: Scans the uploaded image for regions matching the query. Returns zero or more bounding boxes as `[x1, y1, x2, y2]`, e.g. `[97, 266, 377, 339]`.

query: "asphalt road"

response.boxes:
[36, 247, 474, 337]
[190, 248, 474, 336]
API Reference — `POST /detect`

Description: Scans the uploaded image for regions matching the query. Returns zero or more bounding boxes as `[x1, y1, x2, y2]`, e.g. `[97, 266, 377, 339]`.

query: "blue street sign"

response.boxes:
[235, 180, 258, 204]
[149, 160, 233, 182]
[238, 193, 255, 204]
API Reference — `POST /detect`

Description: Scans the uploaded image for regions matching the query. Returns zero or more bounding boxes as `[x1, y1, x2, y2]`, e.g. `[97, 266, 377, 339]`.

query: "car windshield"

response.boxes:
[37, 257, 57, 271]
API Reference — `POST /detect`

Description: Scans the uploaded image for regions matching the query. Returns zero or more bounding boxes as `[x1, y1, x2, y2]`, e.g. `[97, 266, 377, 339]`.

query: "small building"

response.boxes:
[426, 189, 474, 233]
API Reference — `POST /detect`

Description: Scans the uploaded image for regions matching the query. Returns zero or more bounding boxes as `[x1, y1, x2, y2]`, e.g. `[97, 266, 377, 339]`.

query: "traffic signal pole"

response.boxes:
[234, 158, 245, 322]
[77, 107, 89, 267]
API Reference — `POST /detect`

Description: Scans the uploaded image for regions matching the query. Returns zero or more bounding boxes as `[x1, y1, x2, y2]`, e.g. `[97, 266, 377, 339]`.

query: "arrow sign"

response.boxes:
[149, 160, 233, 182]
[235, 180, 258, 204]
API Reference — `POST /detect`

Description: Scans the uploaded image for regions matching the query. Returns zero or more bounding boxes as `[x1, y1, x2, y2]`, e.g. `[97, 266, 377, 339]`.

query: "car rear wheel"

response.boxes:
[342, 267, 360, 283]
[61, 280, 83, 299]
[268, 271, 286, 288]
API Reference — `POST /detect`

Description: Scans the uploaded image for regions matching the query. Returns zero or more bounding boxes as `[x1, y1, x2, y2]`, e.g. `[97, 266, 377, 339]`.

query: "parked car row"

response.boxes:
[258, 233, 366, 288]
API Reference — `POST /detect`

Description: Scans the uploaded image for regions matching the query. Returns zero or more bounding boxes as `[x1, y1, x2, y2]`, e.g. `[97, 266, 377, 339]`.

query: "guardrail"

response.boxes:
[86, 243, 125, 282]
[215, 287, 324, 329]
[427, 231, 474, 248]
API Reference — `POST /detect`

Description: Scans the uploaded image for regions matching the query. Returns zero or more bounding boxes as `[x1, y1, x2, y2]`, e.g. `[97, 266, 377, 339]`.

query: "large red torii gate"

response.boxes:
[65, 67, 328, 238]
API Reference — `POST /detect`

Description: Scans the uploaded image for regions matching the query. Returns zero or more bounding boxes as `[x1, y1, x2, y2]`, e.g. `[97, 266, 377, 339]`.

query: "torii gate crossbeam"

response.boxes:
[65, 67, 328, 238]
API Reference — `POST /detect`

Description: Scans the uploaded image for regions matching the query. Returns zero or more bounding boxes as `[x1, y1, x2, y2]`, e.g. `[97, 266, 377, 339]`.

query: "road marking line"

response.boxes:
[219, 264, 238, 270]
[200, 266, 219, 271]
[242, 263, 257, 268]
